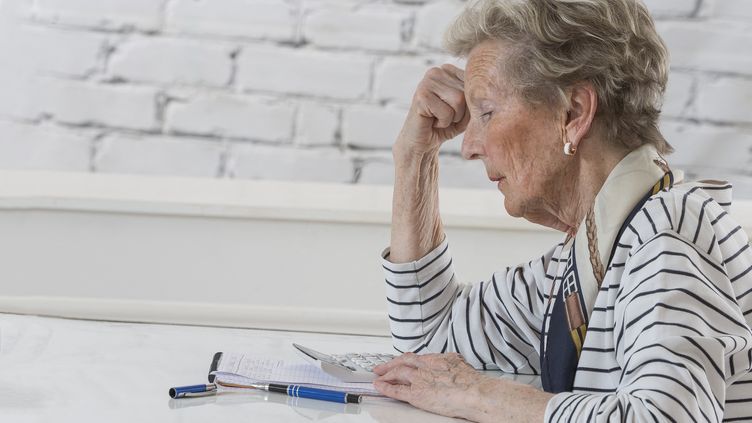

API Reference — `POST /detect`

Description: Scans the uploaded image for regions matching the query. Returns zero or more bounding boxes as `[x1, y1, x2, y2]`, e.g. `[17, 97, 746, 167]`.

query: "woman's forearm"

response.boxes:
[389, 146, 445, 263]
[468, 376, 553, 423]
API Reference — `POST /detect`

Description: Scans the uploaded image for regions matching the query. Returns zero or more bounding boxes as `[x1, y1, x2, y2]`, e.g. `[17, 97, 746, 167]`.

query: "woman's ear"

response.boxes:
[565, 82, 598, 149]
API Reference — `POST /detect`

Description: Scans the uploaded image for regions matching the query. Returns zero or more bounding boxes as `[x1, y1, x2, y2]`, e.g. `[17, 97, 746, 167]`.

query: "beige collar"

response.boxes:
[572, 144, 674, 315]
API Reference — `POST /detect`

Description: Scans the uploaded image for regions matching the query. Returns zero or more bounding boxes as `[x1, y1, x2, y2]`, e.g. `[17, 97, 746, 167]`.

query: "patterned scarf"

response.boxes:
[540, 145, 677, 392]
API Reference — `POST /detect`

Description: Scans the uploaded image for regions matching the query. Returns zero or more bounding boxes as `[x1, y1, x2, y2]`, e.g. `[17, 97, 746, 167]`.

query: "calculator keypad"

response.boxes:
[332, 352, 395, 373]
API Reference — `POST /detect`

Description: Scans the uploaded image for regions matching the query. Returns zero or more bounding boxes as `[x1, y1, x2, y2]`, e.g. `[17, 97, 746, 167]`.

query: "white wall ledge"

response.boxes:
[0, 170, 749, 335]
[0, 170, 551, 231]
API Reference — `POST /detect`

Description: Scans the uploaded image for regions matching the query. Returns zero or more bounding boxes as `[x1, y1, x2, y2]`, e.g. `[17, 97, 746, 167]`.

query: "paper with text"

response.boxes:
[211, 352, 381, 396]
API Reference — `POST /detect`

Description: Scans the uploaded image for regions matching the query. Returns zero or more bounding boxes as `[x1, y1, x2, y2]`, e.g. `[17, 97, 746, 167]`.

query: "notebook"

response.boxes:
[208, 352, 382, 396]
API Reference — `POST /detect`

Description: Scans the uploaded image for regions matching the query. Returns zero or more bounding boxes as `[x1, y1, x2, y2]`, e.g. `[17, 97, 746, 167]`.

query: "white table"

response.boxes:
[0, 314, 540, 422]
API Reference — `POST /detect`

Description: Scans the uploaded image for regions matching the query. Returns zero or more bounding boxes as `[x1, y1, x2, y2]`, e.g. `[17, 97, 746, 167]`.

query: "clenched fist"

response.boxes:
[394, 64, 469, 157]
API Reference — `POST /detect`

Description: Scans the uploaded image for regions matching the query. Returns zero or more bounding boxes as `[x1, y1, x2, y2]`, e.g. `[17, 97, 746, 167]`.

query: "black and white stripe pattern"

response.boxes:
[381, 182, 752, 422]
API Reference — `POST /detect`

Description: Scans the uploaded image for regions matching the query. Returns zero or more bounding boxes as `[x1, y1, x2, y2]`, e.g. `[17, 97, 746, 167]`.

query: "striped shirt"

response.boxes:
[381, 181, 752, 422]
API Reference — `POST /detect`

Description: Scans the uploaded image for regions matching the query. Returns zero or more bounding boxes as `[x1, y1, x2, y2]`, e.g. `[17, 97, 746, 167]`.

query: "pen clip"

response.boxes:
[169, 383, 217, 399]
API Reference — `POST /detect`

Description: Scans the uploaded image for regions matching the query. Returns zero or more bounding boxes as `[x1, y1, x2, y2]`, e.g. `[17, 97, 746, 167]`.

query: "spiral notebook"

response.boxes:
[208, 352, 382, 396]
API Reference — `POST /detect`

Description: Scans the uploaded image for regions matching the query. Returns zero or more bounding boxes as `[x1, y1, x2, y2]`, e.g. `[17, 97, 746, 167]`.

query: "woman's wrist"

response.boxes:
[466, 375, 554, 423]
[392, 138, 440, 163]
[466, 375, 504, 423]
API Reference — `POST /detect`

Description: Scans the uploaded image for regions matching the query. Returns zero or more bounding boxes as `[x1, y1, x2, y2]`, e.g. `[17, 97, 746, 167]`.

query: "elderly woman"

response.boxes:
[372, 0, 752, 421]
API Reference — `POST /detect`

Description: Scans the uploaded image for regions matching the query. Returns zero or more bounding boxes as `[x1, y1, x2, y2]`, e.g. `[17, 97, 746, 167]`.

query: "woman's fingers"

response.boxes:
[426, 68, 467, 125]
[416, 66, 467, 129]
[376, 364, 419, 386]
[373, 379, 411, 402]
[419, 91, 456, 129]
[394, 63, 467, 154]
[374, 352, 465, 377]
[373, 352, 417, 375]
[441, 63, 465, 83]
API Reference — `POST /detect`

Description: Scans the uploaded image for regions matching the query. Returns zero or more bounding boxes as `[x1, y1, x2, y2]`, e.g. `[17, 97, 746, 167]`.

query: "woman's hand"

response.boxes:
[373, 352, 553, 423]
[394, 64, 469, 158]
[372, 352, 483, 420]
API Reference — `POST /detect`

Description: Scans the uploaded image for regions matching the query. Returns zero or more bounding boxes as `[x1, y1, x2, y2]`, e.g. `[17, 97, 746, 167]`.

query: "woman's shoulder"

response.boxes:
[613, 180, 752, 326]
[618, 179, 747, 267]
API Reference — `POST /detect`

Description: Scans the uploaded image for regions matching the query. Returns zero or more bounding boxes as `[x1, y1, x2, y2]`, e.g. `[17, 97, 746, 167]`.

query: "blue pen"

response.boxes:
[218, 381, 362, 404]
[169, 383, 217, 398]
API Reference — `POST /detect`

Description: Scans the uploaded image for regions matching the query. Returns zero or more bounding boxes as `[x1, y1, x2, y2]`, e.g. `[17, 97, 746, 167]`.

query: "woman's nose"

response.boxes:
[461, 126, 485, 161]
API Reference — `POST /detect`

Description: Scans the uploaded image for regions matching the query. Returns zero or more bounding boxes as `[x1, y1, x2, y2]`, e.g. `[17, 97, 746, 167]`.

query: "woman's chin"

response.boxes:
[502, 196, 524, 218]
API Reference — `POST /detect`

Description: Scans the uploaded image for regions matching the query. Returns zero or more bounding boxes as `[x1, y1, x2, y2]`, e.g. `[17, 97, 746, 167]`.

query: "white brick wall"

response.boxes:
[694, 77, 752, 124]
[165, 92, 295, 141]
[0, 120, 91, 171]
[342, 104, 407, 149]
[0, 0, 750, 199]
[230, 144, 353, 183]
[32, 0, 162, 31]
[0, 25, 106, 77]
[414, 0, 465, 49]
[41, 79, 158, 130]
[237, 45, 372, 100]
[375, 57, 432, 105]
[303, 5, 409, 52]
[295, 101, 339, 146]
[108, 37, 234, 87]
[166, 0, 298, 41]
[95, 133, 224, 177]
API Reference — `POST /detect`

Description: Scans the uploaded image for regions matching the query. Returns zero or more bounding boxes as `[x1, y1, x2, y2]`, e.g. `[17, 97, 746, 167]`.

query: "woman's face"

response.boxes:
[462, 40, 568, 220]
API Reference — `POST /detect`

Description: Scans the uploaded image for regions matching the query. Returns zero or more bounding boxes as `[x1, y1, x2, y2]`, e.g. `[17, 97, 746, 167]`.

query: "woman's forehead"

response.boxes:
[465, 40, 508, 96]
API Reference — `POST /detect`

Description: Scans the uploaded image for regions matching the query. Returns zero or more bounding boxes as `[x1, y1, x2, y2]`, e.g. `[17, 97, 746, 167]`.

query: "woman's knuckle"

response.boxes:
[446, 91, 464, 107]
[424, 66, 442, 79]
[440, 63, 457, 73]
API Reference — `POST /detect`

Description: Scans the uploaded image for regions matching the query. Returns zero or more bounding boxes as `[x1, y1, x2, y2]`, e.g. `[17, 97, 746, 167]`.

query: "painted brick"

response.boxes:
[662, 72, 694, 118]
[438, 155, 492, 189]
[441, 134, 464, 155]
[0, 25, 105, 77]
[303, 6, 407, 51]
[166, 0, 297, 41]
[358, 150, 471, 187]
[166, 93, 295, 141]
[660, 120, 752, 172]
[681, 165, 752, 189]
[109, 37, 233, 87]
[695, 77, 752, 124]
[95, 133, 223, 177]
[342, 105, 406, 149]
[0, 120, 91, 171]
[0, 0, 34, 24]
[413, 0, 464, 50]
[230, 145, 354, 183]
[295, 101, 339, 146]
[374, 57, 430, 105]
[33, 0, 162, 31]
[657, 21, 752, 75]
[0, 0, 749, 199]
[642, 0, 697, 18]
[358, 153, 394, 186]
[41, 79, 158, 130]
[237, 45, 372, 100]
[709, 0, 752, 20]
[0, 72, 44, 120]
[676, 161, 752, 199]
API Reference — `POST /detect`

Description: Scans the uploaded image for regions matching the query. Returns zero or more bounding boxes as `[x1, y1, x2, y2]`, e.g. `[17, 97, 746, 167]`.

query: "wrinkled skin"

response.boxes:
[373, 353, 552, 422]
[373, 353, 479, 418]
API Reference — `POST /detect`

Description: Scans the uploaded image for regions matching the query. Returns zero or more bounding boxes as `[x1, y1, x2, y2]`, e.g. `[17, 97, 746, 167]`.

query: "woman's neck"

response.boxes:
[550, 141, 630, 237]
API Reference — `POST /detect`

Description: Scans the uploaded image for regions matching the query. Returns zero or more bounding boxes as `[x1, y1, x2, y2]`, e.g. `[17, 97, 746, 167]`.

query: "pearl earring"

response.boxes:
[564, 142, 577, 156]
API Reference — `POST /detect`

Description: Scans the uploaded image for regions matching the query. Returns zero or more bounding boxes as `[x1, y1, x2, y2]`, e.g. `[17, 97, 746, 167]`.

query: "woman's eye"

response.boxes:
[481, 111, 493, 120]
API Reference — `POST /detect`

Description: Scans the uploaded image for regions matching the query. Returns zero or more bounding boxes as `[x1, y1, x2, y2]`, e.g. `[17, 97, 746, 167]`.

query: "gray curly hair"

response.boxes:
[445, 0, 672, 154]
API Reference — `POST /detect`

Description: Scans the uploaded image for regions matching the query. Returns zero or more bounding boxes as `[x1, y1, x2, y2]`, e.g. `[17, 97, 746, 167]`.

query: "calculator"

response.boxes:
[292, 343, 396, 383]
